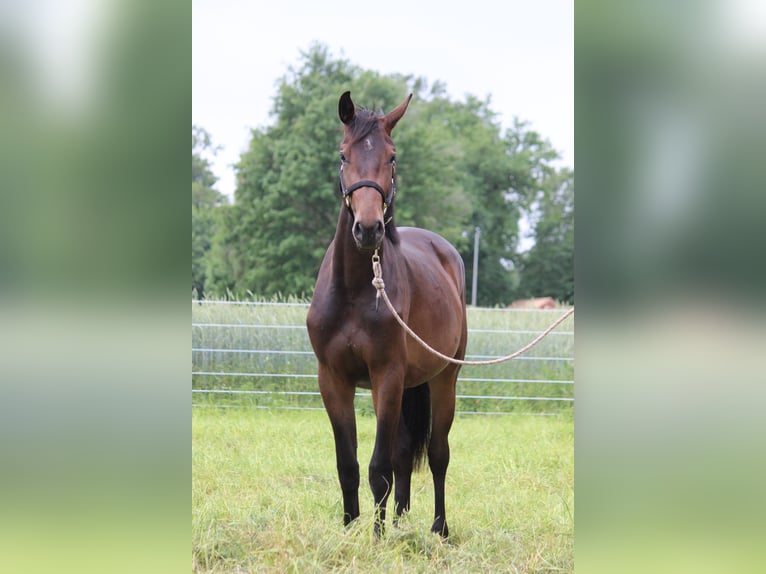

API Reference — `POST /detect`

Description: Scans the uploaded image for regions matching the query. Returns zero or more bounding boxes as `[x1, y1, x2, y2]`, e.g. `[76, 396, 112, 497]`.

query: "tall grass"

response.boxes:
[192, 408, 573, 573]
[192, 301, 573, 414]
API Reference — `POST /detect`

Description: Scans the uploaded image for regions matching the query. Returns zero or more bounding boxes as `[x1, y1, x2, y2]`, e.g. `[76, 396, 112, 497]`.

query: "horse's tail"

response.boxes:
[401, 383, 432, 471]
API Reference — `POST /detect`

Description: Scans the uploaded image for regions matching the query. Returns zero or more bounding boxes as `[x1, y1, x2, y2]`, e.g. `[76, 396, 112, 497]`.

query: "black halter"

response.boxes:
[339, 163, 397, 214]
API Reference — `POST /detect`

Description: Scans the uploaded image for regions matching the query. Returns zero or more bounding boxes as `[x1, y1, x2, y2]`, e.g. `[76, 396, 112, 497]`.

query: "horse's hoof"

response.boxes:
[430, 519, 449, 538]
[373, 520, 386, 539]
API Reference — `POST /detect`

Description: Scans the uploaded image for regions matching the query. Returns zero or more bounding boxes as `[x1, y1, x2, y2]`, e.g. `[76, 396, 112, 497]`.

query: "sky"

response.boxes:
[192, 0, 573, 199]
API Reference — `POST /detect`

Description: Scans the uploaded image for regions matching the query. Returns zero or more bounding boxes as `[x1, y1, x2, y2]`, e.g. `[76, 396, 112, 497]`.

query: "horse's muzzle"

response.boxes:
[353, 219, 384, 250]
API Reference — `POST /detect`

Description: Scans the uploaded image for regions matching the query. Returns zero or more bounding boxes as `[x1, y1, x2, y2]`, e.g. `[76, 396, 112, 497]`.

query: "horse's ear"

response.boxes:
[384, 93, 413, 133]
[339, 91, 355, 125]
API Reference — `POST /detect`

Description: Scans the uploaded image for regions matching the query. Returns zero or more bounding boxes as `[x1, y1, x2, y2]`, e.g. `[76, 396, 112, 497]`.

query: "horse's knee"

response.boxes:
[338, 460, 360, 492]
[368, 460, 393, 501]
[428, 440, 450, 476]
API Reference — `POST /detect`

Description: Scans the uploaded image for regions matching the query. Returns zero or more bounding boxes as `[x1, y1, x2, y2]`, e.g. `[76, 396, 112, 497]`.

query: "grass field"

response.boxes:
[192, 408, 573, 573]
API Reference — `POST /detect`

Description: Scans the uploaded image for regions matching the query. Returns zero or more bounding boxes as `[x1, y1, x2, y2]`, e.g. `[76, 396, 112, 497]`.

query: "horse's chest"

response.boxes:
[309, 305, 359, 349]
[330, 316, 373, 358]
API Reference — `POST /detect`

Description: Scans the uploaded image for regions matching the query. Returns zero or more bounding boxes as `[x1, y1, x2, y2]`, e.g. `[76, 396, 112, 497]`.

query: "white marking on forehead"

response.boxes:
[364, 138, 373, 151]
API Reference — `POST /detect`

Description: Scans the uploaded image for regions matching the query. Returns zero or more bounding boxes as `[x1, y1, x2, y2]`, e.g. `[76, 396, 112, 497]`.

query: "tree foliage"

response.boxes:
[192, 125, 225, 297]
[517, 168, 575, 303]
[204, 44, 573, 305]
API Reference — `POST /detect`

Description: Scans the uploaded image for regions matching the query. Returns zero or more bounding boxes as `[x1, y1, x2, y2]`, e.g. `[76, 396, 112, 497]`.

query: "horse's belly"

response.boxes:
[404, 347, 456, 385]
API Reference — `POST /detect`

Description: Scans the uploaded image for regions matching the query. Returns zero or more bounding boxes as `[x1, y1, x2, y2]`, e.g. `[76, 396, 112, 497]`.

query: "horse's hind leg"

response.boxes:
[428, 368, 458, 537]
[393, 383, 432, 523]
[393, 414, 414, 522]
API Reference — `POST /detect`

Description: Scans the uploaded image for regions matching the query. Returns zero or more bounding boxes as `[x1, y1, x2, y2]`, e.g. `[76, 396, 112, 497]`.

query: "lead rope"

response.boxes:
[371, 251, 574, 366]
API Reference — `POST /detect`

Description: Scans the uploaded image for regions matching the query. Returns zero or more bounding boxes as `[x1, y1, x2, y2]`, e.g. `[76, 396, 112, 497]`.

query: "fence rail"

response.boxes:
[193, 323, 574, 336]
[192, 348, 573, 362]
[192, 301, 574, 415]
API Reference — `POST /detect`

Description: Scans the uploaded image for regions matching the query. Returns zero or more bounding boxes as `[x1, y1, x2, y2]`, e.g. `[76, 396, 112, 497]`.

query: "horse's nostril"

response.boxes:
[353, 220, 384, 246]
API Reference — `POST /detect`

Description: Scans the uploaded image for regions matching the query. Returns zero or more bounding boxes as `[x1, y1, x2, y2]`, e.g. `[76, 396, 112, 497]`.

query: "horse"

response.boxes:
[306, 91, 468, 538]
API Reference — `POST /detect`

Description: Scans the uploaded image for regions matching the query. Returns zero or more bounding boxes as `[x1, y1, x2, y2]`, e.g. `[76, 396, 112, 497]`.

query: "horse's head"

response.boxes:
[338, 91, 412, 251]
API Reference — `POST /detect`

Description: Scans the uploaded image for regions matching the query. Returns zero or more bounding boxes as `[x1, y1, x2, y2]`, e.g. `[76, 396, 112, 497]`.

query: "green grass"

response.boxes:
[192, 408, 573, 573]
[192, 301, 573, 414]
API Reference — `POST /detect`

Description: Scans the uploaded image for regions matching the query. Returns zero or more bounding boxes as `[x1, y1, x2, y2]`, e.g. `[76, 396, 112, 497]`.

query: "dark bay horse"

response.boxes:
[306, 91, 467, 537]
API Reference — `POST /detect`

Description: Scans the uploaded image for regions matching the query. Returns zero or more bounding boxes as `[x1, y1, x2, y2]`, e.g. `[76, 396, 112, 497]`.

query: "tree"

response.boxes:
[206, 45, 357, 296]
[409, 97, 561, 306]
[517, 168, 574, 303]
[458, 111, 560, 306]
[192, 125, 225, 297]
[206, 44, 571, 305]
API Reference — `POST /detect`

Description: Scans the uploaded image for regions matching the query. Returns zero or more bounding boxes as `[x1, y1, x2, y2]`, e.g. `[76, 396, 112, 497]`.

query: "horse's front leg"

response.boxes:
[318, 365, 359, 526]
[369, 368, 405, 537]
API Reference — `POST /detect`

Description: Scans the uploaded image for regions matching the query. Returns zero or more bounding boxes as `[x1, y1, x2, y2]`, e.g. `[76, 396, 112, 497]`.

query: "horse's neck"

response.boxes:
[331, 209, 375, 293]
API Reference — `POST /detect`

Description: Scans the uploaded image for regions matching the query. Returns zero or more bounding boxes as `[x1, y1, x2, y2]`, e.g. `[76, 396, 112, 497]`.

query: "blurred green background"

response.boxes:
[0, 1, 188, 572]
[576, 1, 766, 572]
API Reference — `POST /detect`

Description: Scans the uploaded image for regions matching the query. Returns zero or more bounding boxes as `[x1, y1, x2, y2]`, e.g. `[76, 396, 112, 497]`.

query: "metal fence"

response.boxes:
[192, 300, 574, 415]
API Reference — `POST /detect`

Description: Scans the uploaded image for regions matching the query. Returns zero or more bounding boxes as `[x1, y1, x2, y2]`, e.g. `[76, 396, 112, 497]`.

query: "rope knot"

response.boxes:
[371, 250, 384, 290]
[371, 250, 385, 310]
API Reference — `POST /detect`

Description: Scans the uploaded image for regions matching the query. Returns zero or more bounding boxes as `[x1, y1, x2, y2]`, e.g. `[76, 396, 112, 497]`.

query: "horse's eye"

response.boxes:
[339, 152, 347, 163]
[389, 155, 396, 164]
